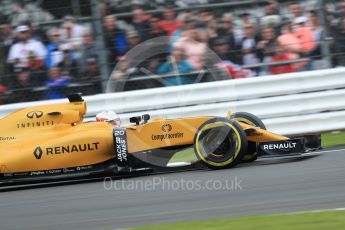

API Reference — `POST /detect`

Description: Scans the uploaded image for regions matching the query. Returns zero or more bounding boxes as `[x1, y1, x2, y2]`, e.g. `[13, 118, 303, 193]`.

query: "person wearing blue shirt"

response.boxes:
[157, 47, 194, 86]
[44, 67, 70, 99]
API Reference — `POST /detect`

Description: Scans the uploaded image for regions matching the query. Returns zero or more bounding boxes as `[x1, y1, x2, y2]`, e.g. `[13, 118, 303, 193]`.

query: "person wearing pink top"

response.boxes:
[277, 18, 304, 71]
[293, 16, 315, 55]
[174, 29, 207, 70]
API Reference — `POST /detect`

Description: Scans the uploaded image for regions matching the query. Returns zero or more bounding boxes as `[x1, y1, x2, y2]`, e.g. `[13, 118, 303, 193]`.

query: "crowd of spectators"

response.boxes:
[106, 0, 341, 88]
[0, 0, 345, 104]
[0, 6, 102, 103]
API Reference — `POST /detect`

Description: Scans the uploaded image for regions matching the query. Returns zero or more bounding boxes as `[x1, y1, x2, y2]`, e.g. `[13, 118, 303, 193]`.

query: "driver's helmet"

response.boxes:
[96, 111, 121, 127]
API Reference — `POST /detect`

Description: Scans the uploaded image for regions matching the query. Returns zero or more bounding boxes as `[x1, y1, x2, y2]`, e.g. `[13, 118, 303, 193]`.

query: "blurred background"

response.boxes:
[0, 0, 343, 104]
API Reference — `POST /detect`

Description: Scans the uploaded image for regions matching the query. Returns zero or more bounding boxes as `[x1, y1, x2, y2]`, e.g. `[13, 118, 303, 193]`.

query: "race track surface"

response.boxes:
[1, 148, 345, 230]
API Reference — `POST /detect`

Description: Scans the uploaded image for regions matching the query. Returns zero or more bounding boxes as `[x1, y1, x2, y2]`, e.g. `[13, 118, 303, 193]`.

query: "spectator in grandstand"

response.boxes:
[171, 14, 195, 48]
[79, 32, 98, 75]
[309, 10, 326, 50]
[103, 15, 128, 64]
[148, 16, 167, 40]
[57, 43, 79, 79]
[276, 17, 304, 72]
[330, 1, 345, 66]
[309, 10, 332, 69]
[212, 37, 255, 78]
[240, 23, 260, 66]
[239, 12, 256, 27]
[218, 14, 244, 63]
[0, 85, 6, 104]
[293, 16, 315, 70]
[205, 15, 219, 42]
[78, 56, 102, 95]
[10, 66, 33, 103]
[256, 26, 277, 63]
[44, 67, 70, 99]
[260, 0, 282, 34]
[270, 20, 301, 75]
[289, 2, 305, 18]
[157, 46, 194, 86]
[0, 22, 15, 55]
[0, 21, 15, 76]
[269, 45, 295, 75]
[211, 37, 240, 64]
[12, 66, 32, 89]
[218, 14, 237, 51]
[7, 25, 47, 69]
[109, 56, 141, 92]
[45, 28, 64, 69]
[174, 29, 207, 70]
[26, 21, 49, 44]
[110, 56, 130, 82]
[59, 15, 85, 51]
[131, 7, 150, 41]
[79, 56, 100, 82]
[159, 5, 180, 37]
[125, 30, 141, 52]
[195, 9, 214, 29]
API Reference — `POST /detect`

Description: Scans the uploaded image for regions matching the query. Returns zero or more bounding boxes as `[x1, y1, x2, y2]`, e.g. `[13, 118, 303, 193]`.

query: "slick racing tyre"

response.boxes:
[231, 112, 266, 163]
[194, 117, 248, 170]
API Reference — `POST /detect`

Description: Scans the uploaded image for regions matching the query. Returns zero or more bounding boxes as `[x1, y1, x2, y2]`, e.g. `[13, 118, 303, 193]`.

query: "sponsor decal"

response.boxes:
[17, 120, 54, 129]
[76, 165, 92, 171]
[3, 165, 94, 178]
[152, 123, 184, 141]
[30, 171, 45, 176]
[162, 124, 172, 132]
[0, 137, 15, 141]
[33, 147, 43, 159]
[114, 128, 128, 167]
[258, 139, 303, 155]
[152, 132, 184, 141]
[33, 142, 100, 160]
[27, 111, 43, 119]
[10, 172, 28, 177]
[262, 142, 297, 150]
[63, 168, 75, 173]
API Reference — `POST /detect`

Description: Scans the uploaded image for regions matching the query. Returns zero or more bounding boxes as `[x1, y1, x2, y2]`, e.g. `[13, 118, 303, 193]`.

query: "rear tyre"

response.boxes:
[194, 117, 248, 169]
[231, 112, 266, 163]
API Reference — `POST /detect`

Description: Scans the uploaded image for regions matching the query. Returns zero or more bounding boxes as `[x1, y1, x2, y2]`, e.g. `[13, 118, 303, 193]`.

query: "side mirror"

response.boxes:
[142, 114, 150, 124]
[129, 116, 141, 125]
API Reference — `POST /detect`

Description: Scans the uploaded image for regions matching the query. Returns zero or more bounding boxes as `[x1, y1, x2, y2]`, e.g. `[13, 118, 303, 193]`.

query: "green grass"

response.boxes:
[133, 210, 345, 230]
[321, 131, 345, 148]
[169, 147, 195, 163]
[169, 131, 345, 163]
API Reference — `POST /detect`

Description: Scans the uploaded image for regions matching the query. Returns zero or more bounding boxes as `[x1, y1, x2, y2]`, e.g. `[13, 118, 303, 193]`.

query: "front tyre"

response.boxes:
[194, 118, 248, 170]
[231, 112, 266, 163]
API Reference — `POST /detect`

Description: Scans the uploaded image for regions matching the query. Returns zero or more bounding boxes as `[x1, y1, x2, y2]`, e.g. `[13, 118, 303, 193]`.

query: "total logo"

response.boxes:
[33, 143, 100, 160]
[161, 124, 172, 132]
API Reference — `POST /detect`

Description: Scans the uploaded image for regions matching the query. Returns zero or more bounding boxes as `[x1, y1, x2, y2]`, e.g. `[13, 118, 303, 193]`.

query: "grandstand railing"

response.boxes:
[1, 67, 345, 135]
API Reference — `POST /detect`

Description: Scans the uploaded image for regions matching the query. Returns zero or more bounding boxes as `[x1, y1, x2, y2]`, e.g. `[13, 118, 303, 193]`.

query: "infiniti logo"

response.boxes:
[27, 111, 43, 119]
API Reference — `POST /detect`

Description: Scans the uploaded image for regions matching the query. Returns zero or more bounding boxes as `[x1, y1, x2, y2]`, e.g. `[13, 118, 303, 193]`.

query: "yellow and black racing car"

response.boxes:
[0, 94, 320, 183]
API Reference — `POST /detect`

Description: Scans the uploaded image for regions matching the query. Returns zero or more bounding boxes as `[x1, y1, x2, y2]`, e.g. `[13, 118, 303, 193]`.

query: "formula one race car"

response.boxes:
[0, 94, 320, 183]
